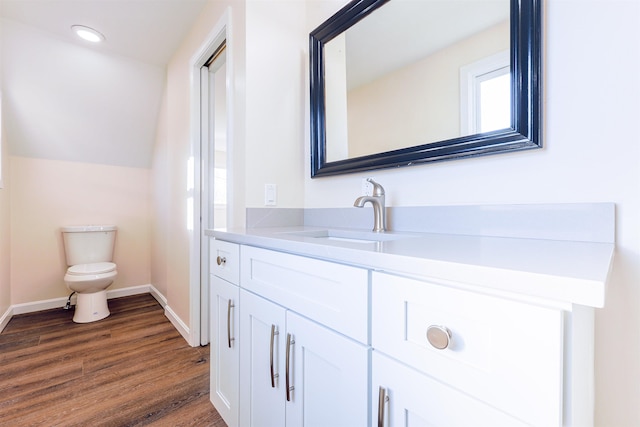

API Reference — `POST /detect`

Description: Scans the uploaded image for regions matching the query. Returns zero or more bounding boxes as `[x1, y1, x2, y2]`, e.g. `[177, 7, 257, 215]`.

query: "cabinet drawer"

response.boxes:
[373, 351, 527, 427]
[241, 246, 368, 343]
[372, 272, 563, 426]
[210, 239, 240, 285]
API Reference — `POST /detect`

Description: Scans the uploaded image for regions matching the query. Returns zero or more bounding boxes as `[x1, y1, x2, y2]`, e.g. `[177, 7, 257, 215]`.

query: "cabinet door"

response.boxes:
[372, 352, 527, 427]
[210, 276, 240, 427]
[286, 311, 369, 427]
[240, 290, 286, 427]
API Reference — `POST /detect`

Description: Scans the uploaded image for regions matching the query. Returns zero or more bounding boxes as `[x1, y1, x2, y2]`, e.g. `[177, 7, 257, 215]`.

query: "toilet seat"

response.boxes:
[67, 262, 116, 275]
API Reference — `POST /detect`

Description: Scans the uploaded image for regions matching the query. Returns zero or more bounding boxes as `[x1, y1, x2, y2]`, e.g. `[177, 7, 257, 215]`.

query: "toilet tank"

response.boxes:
[62, 225, 117, 266]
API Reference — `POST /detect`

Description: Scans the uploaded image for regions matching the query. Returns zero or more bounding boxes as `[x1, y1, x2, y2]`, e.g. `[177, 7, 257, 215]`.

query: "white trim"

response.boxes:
[11, 296, 70, 315]
[0, 305, 12, 333]
[188, 7, 232, 348]
[164, 304, 192, 345]
[148, 285, 168, 308]
[0, 284, 169, 333]
[106, 284, 167, 308]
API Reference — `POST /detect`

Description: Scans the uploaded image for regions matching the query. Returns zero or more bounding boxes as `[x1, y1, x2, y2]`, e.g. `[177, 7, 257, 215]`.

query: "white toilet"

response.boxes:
[62, 225, 118, 323]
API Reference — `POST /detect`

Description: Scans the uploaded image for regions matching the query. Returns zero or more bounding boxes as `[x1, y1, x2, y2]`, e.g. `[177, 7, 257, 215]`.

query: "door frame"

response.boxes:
[188, 7, 233, 347]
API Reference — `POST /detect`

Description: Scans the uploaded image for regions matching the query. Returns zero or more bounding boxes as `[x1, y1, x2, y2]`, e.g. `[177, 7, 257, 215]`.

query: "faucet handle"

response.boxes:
[366, 178, 385, 196]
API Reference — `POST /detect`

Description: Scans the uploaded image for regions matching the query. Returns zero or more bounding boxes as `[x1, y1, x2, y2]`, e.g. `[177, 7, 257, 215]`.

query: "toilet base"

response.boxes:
[73, 290, 110, 323]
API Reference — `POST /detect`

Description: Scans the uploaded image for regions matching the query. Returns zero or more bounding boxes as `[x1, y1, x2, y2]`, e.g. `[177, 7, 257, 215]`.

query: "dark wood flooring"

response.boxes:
[0, 294, 227, 427]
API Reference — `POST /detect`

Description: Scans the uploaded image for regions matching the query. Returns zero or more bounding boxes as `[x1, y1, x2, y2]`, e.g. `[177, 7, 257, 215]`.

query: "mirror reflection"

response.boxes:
[324, 0, 510, 162]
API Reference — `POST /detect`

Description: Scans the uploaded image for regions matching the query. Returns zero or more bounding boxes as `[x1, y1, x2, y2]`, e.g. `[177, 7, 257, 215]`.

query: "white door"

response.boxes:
[199, 42, 229, 345]
[210, 275, 239, 427]
[239, 290, 287, 427]
[285, 311, 369, 427]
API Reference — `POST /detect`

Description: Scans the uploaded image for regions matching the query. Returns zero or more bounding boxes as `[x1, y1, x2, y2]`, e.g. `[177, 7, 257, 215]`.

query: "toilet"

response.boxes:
[62, 225, 118, 323]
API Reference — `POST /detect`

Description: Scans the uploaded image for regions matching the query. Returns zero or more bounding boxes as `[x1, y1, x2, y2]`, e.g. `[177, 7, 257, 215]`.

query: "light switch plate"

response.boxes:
[265, 184, 277, 206]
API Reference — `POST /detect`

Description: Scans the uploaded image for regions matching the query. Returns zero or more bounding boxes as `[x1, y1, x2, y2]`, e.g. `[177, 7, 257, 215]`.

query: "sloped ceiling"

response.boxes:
[0, 0, 208, 168]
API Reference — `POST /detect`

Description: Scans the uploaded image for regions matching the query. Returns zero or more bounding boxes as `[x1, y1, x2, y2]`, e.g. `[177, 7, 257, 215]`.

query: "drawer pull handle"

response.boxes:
[426, 325, 452, 350]
[270, 324, 279, 388]
[286, 333, 295, 401]
[216, 256, 226, 266]
[227, 299, 235, 348]
[378, 386, 389, 427]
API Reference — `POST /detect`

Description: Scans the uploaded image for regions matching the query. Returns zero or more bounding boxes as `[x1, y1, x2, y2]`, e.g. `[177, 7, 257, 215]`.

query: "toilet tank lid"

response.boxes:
[61, 225, 117, 233]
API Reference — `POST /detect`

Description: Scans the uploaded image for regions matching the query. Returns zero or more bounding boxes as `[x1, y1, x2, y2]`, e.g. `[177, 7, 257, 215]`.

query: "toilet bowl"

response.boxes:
[64, 262, 117, 323]
[61, 225, 118, 323]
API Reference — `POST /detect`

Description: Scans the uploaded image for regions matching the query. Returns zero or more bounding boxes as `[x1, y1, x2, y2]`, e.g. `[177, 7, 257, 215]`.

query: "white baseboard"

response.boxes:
[107, 284, 156, 300]
[164, 304, 192, 345]
[0, 284, 177, 335]
[12, 296, 70, 315]
[147, 286, 167, 308]
[0, 305, 12, 334]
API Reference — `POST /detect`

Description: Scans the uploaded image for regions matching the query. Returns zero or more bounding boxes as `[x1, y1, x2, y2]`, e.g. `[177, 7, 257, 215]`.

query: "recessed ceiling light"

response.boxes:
[71, 25, 105, 43]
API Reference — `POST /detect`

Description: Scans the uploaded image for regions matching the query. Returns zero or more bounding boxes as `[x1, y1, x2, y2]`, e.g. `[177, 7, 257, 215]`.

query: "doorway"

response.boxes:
[189, 10, 232, 347]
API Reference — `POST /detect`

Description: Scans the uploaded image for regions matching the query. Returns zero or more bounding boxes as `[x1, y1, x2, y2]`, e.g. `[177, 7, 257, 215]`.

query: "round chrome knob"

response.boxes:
[216, 256, 226, 266]
[426, 325, 452, 350]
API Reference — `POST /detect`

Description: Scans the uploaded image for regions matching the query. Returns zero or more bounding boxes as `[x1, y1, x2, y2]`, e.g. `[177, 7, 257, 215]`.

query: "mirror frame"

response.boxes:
[309, 0, 542, 177]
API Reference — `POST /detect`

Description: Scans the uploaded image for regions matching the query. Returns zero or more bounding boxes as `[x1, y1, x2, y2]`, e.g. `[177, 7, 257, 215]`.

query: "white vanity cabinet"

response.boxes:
[209, 240, 370, 427]
[209, 240, 240, 427]
[209, 226, 611, 427]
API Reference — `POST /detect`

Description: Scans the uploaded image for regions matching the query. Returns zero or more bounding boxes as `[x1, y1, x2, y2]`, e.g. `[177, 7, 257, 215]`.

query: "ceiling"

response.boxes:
[1, 0, 208, 169]
[0, 0, 208, 66]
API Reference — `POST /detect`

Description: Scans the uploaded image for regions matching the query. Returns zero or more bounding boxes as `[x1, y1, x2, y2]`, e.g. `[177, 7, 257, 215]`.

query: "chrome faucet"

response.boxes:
[353, 178, 386, 232]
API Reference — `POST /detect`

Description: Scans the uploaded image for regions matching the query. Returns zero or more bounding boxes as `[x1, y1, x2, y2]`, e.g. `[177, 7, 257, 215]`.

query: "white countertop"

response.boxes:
[206, 226, 614, 308]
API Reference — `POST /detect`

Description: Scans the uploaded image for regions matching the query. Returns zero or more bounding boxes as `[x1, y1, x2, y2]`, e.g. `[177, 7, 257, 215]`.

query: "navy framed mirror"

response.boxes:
[310, 0, 542, 177]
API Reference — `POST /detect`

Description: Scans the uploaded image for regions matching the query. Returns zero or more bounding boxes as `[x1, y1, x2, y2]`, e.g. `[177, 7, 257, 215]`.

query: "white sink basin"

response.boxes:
[282, 229, 417, 243]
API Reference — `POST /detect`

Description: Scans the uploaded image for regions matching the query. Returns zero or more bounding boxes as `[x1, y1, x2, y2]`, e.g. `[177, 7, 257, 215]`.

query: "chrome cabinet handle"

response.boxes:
[378, 386, 389, 427]
[270, 324, 279, 388]
[426, 325, 452, 350]
[216, 255, 226, 266]
[227, 299, 235, 348]
[285, 333, 295, 401]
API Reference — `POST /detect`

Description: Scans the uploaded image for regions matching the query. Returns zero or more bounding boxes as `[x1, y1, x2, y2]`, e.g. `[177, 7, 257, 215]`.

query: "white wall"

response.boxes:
[9, 157, 151, 304]
[244, 0, 306, 208]
[305, 0, 640, 424]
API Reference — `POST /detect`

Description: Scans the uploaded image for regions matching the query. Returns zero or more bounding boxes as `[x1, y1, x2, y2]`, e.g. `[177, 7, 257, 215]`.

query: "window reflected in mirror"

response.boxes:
[460, 50, 510, 135]
[478, 72, 510, 132]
